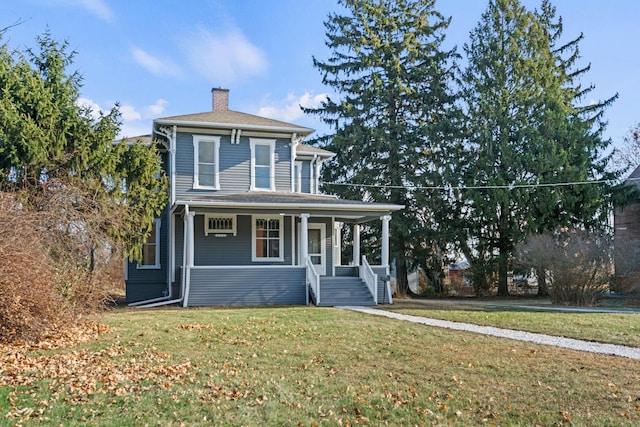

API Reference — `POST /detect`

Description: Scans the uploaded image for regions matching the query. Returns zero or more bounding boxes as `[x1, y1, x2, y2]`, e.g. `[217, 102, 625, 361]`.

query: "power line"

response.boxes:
[320, 178, 617, 191]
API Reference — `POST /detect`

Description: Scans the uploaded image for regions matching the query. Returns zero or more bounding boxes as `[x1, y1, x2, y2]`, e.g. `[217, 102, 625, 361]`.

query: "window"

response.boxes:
[193, 135, 220, 189]
[204, 214, 236, 236]
[252, 216, 283, 261]
[250, 139, 275, 191]
[138, 219, 161, 269]
[294, 161, 303, 193]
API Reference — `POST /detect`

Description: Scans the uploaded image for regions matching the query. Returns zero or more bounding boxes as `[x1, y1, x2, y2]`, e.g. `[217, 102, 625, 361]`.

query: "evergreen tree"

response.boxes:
[455, 0, 624, 296]
[306, 0, 458, 295]
[0, 32, 167, 262]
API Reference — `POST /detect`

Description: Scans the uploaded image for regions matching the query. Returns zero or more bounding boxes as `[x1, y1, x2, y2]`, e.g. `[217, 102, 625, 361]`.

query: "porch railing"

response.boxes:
[360, 256, 378, 304]
[306, 256, 320, 305]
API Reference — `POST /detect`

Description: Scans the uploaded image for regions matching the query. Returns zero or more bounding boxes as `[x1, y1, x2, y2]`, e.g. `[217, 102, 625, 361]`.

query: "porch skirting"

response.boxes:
[187, 266, 306, 306]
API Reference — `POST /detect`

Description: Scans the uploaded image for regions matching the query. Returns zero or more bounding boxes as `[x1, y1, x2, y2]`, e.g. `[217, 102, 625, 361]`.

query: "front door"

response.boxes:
[300, 223, 326, 275]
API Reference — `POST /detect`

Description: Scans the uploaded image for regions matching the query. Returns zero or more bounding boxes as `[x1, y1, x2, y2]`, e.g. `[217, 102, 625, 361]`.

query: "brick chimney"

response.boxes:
[211, 87, 229, 111]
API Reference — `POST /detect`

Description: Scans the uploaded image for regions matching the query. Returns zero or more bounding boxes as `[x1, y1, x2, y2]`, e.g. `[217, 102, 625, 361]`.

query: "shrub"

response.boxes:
[517, 229, 611, 306]
[0, 196, 68, 342]
[0, 190, 118, 343]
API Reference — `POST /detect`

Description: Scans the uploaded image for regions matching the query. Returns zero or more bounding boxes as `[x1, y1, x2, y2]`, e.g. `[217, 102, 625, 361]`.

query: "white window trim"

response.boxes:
[193, 135, 221, 190]
[137, 218, 161, 270]
[204, 213, 237, 236]
[251, 215, 284, 262]
[250, 138, 276, 191]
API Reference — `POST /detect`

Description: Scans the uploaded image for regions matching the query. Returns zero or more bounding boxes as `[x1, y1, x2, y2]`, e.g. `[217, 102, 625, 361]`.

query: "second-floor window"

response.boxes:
[193, 135, 220, 189]
[250, 139, 275, 191]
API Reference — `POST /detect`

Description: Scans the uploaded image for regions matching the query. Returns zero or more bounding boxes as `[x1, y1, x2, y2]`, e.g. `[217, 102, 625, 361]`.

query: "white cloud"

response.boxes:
[119, 100, 169, 137]
[145, 99, 168, 117]
[76, 97, 155, 138]
[183, 27, 267, 83]
[257, 92, 329, 122]
[120, 104, 141, 121]
[119, 121, 152, 140]
[131, 47, 183, 78]
[54, 0, 114, 23]
[77, 97, 104, 119]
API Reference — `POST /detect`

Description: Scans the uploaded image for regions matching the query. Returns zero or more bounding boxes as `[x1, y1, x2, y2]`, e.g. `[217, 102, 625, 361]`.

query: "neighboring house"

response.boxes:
[125, 88, 403, 307]
[613, 165, 640, 293]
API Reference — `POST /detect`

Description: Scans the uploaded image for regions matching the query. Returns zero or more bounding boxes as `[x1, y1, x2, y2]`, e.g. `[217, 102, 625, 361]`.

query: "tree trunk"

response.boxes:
[497, 201, 509, 296]
[497, 250, 509, 296]
[536, 265, 549, 297]
[395, 256, 410, 297]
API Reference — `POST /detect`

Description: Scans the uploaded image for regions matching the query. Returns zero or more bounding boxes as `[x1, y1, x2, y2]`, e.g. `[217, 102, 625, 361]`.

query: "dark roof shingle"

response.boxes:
[156, 109, 314, 135]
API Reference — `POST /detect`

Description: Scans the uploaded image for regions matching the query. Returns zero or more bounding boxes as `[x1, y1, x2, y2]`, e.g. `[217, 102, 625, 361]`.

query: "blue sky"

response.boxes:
[1, 0, 638, 150]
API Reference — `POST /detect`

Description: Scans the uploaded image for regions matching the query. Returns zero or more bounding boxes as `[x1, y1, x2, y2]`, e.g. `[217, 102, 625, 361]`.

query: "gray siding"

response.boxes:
[125, 208, 170, 303]
[273, 140, 291, 191]
[300, 160, 311, 193]
[174, 132, 292, 199]
[174, 213, 296, 268]
[187, 267, 306, 306]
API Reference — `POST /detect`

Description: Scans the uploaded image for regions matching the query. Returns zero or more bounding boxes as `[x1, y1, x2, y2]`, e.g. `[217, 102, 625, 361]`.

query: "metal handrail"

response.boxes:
[306, 256, 320, 305]
[360, 256, 378, 304]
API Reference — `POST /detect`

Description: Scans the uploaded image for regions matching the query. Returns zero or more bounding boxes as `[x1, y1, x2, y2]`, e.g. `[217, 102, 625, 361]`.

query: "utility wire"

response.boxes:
[320, 178, 624, 191]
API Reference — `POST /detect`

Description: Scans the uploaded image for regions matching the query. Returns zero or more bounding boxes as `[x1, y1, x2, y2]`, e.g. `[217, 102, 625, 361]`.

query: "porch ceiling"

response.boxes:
[174, 192, 403, 222]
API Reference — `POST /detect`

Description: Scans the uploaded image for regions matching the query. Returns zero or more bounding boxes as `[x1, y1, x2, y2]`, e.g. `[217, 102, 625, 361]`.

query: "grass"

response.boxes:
[0, 306, 639, 426]
[387, 298, 640, 347]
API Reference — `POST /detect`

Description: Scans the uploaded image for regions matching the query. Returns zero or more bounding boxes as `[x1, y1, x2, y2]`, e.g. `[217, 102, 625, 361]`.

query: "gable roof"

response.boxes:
[155, 109, 314, 136]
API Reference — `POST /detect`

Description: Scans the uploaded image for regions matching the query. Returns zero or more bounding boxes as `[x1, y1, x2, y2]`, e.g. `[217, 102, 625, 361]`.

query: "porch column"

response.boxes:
[381, 214, 391, 267]
[183, 210, 195, 308]
[353, 223, 361, 266]
[300, 213, 309, 264]
[334, 221, 342, 267]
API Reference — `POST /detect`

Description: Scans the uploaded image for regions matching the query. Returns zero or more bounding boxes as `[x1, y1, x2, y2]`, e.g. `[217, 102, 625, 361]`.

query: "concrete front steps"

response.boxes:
[313, 276, 376, 307]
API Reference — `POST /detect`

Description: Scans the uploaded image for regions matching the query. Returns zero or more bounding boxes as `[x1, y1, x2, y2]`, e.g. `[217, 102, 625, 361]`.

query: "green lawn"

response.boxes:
[1, 306, 640, 426]
[387, 298, 640, 347]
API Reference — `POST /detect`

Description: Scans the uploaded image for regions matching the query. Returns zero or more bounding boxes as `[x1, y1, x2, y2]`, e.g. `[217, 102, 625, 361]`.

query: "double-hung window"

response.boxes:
[193, 135, 220, 189]
[252, 216, 283, 261]
[138, 219, 161, 269]
[250, 139, 275, 191]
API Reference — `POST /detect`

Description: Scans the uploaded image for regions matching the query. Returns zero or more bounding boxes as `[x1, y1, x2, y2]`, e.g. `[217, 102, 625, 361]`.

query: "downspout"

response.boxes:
[290, 133, 298, 192]
[130, 125, 182, 308]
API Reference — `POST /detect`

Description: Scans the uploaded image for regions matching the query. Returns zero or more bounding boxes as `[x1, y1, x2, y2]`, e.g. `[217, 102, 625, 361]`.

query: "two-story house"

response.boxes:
[125, 88, 403, 307]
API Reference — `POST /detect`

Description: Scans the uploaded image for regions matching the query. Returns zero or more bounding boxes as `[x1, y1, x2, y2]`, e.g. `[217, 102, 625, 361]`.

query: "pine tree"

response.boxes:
[305, 0, 458, 295]
[456, 0, 624, 296]
[0, 31, 167, 262]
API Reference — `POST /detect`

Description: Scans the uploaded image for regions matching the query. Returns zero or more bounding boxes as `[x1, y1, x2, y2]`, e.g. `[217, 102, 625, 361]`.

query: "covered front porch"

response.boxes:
[171, 193, 402, 307]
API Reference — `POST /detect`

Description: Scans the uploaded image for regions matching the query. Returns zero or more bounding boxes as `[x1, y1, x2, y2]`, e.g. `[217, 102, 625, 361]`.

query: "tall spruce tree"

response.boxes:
[306, 0, 458, 295]
[455, 0, 622, 296]
[0, 32, 167, 262]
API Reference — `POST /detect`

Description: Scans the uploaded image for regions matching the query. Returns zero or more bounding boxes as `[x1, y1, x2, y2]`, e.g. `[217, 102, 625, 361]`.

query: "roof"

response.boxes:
[296, 144, 334, 158]
[175, 192, 403, 221]
[117, 134, 152, 145]
[627, 165, 640, 190]
[155, 109, 314, 136]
